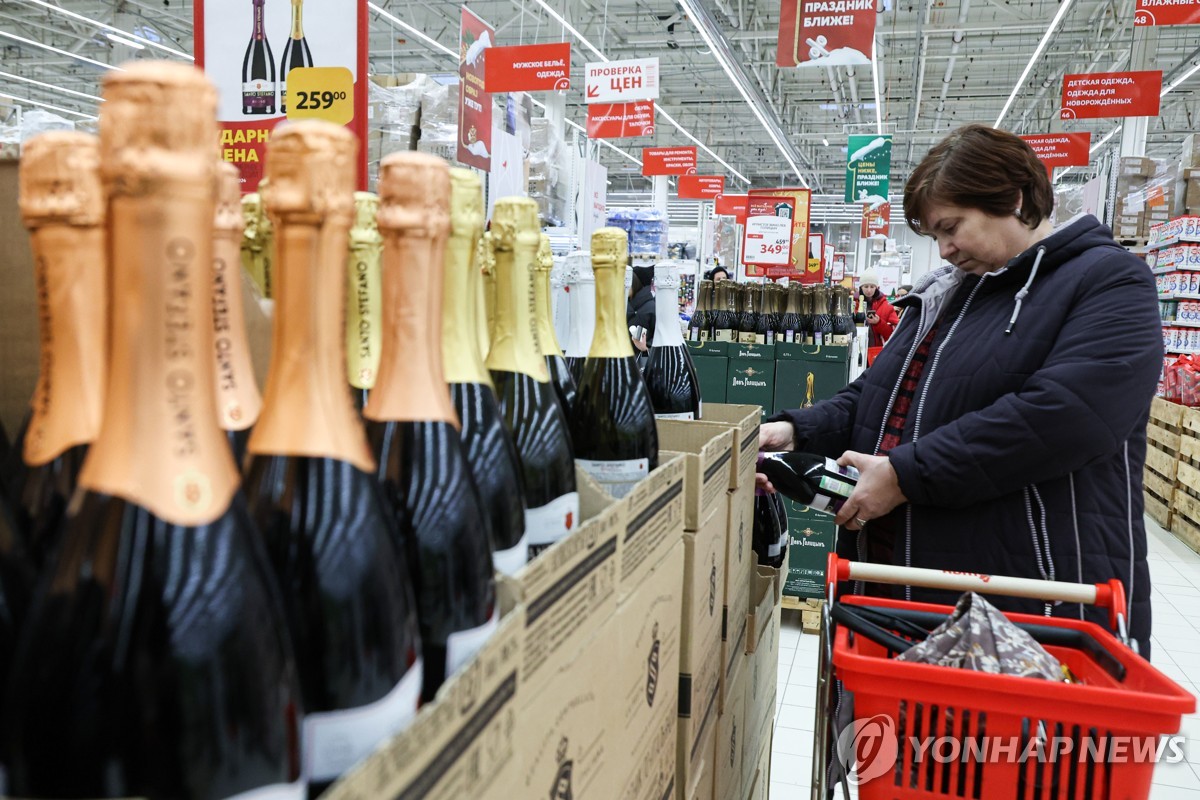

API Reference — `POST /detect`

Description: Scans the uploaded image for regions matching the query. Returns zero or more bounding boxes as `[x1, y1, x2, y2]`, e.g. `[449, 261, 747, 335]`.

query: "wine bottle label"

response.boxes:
[655, 411, 695, 421]
[765, 331, 775, 345]
[445, 608, 500, 678]
[302, 660, 423, 782]
[830, 334, 852, 345]
[715, 329, 734, 343]
[738, 331, 757, 344]
[493, 530, 531, 576]
[784, 330, 795, 343]
[576, 457, 649, 499]
[226, 780, 307, 800]
[525, 490, 580, 558]
[347, 246, 382, 390]
[241, 81, 276, 109]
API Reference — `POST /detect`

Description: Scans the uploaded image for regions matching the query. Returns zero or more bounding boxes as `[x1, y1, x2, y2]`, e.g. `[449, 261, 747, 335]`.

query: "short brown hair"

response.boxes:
[903, 124, 1054, 236]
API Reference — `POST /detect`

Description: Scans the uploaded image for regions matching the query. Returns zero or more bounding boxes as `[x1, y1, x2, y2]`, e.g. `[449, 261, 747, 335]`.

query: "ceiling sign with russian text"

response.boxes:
[1060, 71, 1163, 119]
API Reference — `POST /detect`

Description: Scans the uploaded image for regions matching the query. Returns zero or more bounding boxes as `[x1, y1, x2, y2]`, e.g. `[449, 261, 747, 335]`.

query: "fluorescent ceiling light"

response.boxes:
[20, 0, 192, 60]
[0, 70, 103, 102]
[1163, 62, 1200, 97]
[105, 32, 145, 51]
[0, 91, 98, 120]
[822, 138, 829, 146]
[674, 0, 796, 184]
[994, 0, 1076, 127]
[367, 2, 457, 59]
[1090, 125, 1122, 153]
[0, 30, 116, 70]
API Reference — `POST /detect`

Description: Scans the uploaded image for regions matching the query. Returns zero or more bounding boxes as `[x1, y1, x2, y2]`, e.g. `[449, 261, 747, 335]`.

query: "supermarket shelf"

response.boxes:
[1151, 266, 1200, 274]
[1166, 348, 1200, 355]
[1158, 293, 1200, 301]
[1149, 235, 1200, 251]
[1164, 320, 1200, 329]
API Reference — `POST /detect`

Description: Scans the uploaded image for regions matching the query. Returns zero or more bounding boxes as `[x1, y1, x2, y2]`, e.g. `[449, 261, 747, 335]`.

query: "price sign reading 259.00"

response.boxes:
[285, 66, 355, 126]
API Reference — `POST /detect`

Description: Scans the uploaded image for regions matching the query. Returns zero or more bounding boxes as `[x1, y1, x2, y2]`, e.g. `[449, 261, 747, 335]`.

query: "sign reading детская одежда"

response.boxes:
[1060, 71, 1163, 120]
[776, 0, 875, 67]
[1135, 0, 1200, 26]
[1019, 133, 1092, 170]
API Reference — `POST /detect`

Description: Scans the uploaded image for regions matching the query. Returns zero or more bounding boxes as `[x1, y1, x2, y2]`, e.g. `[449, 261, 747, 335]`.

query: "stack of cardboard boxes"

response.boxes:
[324, 404, 784, 800]
[1113, 156, 1174, 240]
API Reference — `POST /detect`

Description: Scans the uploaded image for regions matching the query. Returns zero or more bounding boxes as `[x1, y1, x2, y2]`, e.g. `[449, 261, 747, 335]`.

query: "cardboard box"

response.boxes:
[713, 653, 749, 800]
[620, 454, 685, 601]
[774, 342, 853, 363]
[721, 483, 753, 712]
[677, 508, 726, 793]
[517, 617, 619, 800]
[1184, 134, 1200, 169]
[503, 468, 624, 686]
[774, 358, 851, 414]
[614, 542, 685, 800]
[1120, 156, 1156, 178]
[725, 360, 775, 416]
[686, 339, 731, 357]
[744, 568, 782, 781]
[658, 421, 735, 531]
[683, 725, 717, 800]
[782, 500, 838, 601]
[325, 609, 524, 800]
[745, 736, 773, 800]
[697, 404, 762, 490]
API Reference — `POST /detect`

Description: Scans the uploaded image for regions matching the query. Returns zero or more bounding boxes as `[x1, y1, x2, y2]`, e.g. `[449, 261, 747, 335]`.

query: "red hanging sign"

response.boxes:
[777, 0, 875, 68]
[458, 8, 494, 170]
[1020, 133, 1092, 170]
[484, 42, 571, 93]
[714, 194, 749, 223]
[1060, 71, 1163, 120]
[678, 175, 725, 199]
[860, 202, 890, 239]
[586, 101, 655, 139]
[642, 146, 698, 176]
[1135, 0, 1200, 26]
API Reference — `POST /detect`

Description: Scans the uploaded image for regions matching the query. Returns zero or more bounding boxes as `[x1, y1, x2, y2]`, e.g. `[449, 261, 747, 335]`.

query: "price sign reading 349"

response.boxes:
[285, 66, 355, 125]
[742, 195, 796, 267]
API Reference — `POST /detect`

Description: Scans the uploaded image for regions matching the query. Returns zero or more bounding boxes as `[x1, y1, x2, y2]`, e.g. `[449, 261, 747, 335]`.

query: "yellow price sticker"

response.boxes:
[285, 67, 355, 126]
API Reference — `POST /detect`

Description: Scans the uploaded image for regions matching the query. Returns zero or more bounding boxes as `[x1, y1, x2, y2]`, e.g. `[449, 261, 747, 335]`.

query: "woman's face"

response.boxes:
[923, 202, 1034, 275]
[861, 283, 878, 297]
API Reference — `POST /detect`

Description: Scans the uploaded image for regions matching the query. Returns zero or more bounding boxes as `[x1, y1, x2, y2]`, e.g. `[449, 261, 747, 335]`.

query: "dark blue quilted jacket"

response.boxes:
[773, 215, 1163, 653]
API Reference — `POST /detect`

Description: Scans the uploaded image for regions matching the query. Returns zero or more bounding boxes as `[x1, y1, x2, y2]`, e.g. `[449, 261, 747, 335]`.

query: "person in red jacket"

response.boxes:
[858, 271, 898, 356]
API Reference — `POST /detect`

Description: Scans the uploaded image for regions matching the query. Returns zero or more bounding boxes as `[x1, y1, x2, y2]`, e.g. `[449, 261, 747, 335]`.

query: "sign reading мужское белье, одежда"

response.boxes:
[776, 0, 876, 67]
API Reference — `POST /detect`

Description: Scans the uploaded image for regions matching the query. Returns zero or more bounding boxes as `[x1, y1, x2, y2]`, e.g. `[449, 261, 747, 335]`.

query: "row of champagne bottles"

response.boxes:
[690, 279, 858, 346]
[0, 62, 670, 800]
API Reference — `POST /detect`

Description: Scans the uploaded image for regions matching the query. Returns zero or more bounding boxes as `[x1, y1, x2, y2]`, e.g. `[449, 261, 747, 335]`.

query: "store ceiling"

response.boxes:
[0, 0, 1197, 197]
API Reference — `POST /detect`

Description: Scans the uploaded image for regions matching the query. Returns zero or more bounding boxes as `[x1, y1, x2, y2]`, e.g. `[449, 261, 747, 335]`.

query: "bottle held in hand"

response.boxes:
[758, 451, 859, 515]
[752, 488, 789, 569]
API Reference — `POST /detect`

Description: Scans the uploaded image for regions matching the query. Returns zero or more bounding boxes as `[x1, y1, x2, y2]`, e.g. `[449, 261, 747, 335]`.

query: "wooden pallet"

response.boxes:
[1172, 418, 1200, 555]
[781, 596, 824, 634]
[1146, 399, 1185, 529]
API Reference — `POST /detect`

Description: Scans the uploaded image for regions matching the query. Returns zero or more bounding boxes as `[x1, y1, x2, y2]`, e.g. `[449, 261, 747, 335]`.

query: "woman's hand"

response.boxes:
[834, 451, 908, 530]
[632, 332, 648, 352]
[754, 422, 796, 492]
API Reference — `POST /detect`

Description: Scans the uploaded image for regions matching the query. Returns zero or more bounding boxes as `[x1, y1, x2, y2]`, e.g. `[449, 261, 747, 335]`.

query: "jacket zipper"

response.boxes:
[905, 276, 987, 600]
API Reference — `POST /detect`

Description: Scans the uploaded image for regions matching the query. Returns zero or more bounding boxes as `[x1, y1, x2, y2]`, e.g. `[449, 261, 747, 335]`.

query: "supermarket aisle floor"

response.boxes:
[769, 516, 1200, 799]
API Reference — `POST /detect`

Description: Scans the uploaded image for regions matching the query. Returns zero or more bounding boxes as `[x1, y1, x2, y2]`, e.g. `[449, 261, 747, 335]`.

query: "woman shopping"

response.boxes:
[758, 124, 1162, 655]
[857, 270, 898, 364]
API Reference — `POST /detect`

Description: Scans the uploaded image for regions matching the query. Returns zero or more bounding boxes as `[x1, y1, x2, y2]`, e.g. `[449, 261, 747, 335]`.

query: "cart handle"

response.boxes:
[825, 553, 1127, 633]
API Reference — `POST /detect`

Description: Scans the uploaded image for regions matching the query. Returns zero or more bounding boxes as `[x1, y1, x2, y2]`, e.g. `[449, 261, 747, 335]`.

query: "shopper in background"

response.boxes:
[707, 265, 731, 282]
[628, 264, 656, 353]
[895, 284, 912, 299]
[857, 270, 898, 360]
[758, 123, 1161, 655]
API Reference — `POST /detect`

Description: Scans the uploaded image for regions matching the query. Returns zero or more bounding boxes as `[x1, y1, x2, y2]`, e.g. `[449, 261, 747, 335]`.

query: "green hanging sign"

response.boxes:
[845, 134, 892, 204]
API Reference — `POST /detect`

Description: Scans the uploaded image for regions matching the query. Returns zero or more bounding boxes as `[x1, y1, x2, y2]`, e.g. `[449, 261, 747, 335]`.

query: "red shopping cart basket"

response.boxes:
[811, 554, 1197, 800]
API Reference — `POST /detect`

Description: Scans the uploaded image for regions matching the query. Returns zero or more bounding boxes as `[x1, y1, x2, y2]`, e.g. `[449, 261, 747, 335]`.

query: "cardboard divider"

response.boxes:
[720, 481, 754, 712]
[324, 609, 525, 800]
[683, 724, 717, 800]
[658, 420, 735, 531]
[713, 652, 748, 800]
[695, 403, 762, 491]
[620, 454, 686, 601]
[744, 567, 782, 791]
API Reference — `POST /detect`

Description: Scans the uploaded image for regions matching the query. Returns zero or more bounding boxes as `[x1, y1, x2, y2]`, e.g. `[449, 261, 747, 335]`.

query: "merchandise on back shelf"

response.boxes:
[528, 118, 569, 226]
[366, 75, 429, 189]
[415, 80, 458, 161]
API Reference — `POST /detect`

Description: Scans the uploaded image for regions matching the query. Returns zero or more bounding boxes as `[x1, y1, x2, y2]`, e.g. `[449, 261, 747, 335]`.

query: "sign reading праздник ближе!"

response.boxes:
[195, 0, 369, 192]
[776, 0, 875, 67]
[845, 134, 892, 205]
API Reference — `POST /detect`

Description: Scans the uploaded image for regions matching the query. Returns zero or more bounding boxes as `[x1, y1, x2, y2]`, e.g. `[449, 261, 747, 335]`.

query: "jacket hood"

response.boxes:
[897, 214, 1118, 337]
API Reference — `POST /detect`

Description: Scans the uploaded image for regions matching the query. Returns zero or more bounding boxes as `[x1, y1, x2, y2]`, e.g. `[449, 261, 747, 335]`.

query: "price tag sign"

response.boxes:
[742, 195, 795, 266]
[285, 67, 355, 125]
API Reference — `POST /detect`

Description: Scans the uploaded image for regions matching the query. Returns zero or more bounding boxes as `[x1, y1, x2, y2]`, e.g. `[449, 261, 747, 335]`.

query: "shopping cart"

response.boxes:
[810, 554, 1197, 800]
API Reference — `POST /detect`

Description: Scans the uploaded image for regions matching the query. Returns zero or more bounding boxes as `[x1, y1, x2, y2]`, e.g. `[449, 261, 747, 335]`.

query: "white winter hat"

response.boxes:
[859, 270, 880, 286]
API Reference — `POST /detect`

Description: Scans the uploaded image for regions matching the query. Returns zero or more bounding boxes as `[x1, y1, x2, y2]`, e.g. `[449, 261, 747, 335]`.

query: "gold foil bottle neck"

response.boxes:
[351, 192, 382, 244]
[265, 121, 357, 225]
[214, 161, 243, 237]
[479, 231, 495, 277]
[377, 152, 451, 237]
[491, 197, 540, 252]
[99, 62, 218, 194]
[449, 167, 484, 240]
[591, 227, 628, 272]
[535, 234, 554, 273]
[241, 193, 263, 237]
[19, 132, 103, 228]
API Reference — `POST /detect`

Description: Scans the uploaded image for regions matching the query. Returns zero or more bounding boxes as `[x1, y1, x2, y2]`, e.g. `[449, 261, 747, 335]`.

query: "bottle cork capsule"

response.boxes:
[491, 197, 539, 252]
[536, 233, 554, 273]
[377, 152, 451, 235]
[264, 120, 357, 223]
[591, 226, 629, 268]
[448, 168, 483, 240]
[214, 161, 243, 236]
[18, 132, 103, 228]
[99, 62, 218, 192]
